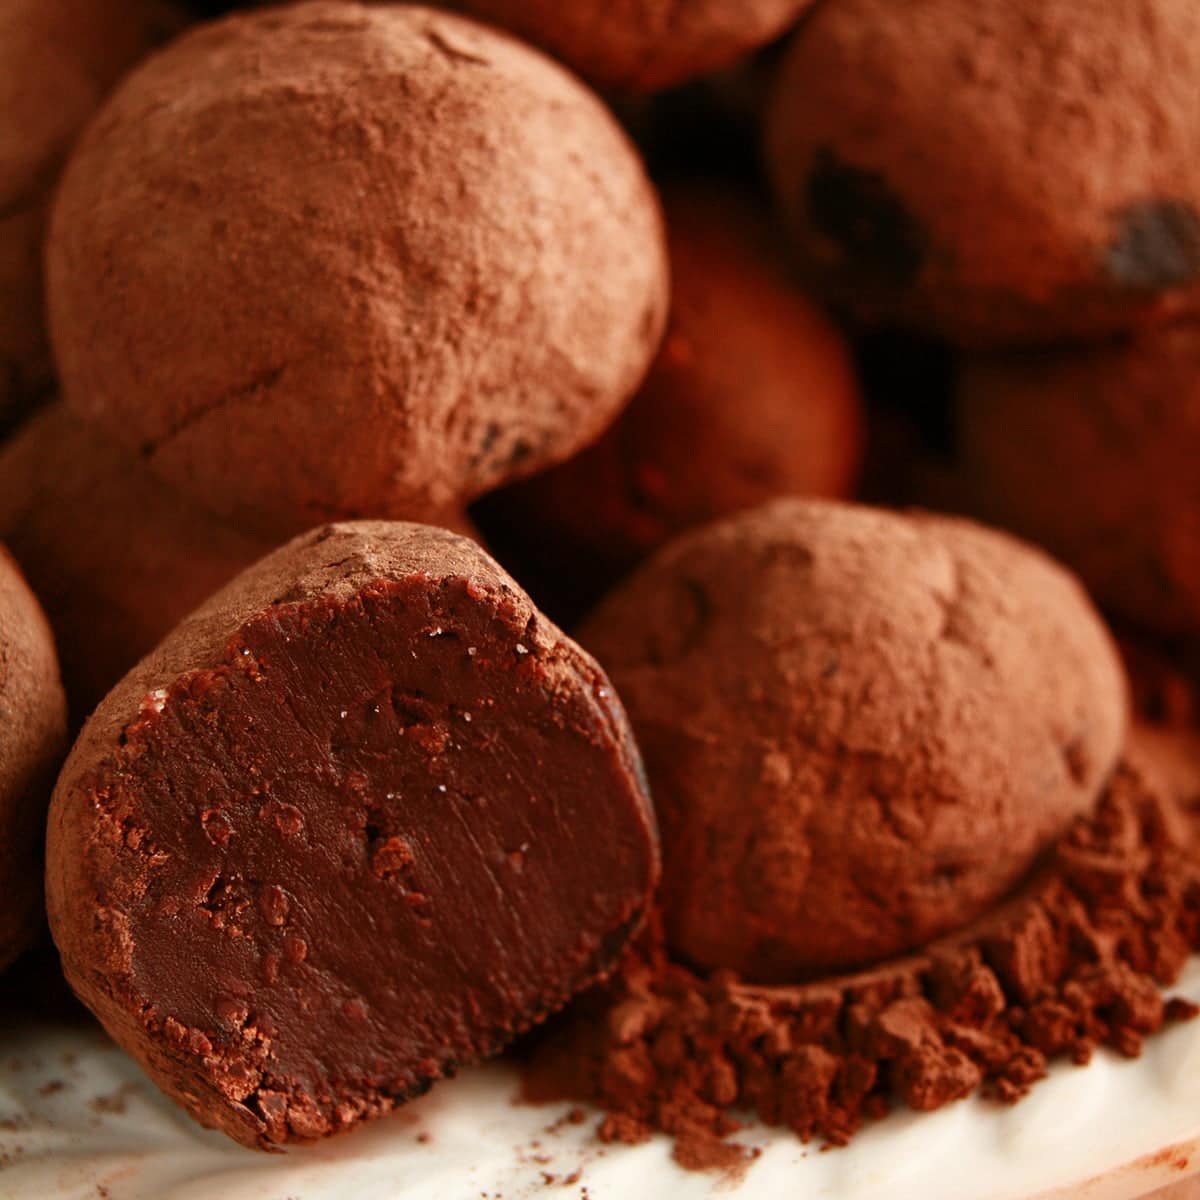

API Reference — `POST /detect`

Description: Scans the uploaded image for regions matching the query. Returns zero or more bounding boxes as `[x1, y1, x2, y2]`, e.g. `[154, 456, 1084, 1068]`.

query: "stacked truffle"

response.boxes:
[4, 0, 672, 716]
[4, 0, 675, 1153]
[1, 0, 1198, 1177]
[0, 0, 179, 434]
[758, 0, 1200, 668]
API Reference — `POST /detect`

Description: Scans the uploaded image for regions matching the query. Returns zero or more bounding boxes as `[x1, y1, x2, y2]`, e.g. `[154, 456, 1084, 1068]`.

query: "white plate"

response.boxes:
[3, 958, 1200, 1200]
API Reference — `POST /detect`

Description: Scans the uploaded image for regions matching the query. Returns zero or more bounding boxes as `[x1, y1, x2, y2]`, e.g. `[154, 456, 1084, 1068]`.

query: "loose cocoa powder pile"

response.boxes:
[523, 755, 1200, 1171]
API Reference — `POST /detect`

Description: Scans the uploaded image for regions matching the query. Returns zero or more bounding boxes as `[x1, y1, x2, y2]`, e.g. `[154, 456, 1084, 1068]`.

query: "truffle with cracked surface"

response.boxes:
[47, 2, 669, 537]
[581, 499, 1128, 979]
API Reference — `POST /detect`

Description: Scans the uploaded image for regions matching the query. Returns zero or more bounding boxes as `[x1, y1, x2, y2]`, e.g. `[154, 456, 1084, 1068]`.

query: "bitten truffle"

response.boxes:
[0, 0, 177, 432]
[47, 521, 659, 1147]
[449, 0, 813, 93]
[765, 0, 1200, 346]
[47, 2, 669, 537]
[581, 499, 1128, 980]
[0, 406, 479, 721]
[0, 548, 68, 970]
[483, 185, 862, 594]
[957, 323, 1200, 641]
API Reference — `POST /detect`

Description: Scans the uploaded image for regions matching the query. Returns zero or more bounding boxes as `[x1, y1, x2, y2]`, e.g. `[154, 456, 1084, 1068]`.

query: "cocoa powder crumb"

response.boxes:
[523, 758, 1200, 1169]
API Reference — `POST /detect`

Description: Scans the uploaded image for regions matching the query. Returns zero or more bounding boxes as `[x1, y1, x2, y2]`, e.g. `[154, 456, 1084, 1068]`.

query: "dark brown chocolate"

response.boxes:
[581, 499, 1129, 980]
[46, 2, 669, 537]
[0, 547, 68, 970]
[46, 521, 659, 1147]
[765, 0, 1200, 345]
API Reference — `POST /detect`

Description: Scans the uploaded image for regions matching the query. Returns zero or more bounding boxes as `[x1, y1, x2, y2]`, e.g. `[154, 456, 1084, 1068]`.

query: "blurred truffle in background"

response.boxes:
[0, 547, 67, 972]
[0, 0, 180, 435]
[957, 322, 1200, 644]
[765, 0, 1200, 346]
[0, 406, 267, 722]
[447, 0, 814, 93]
[476, 185, 862, 622]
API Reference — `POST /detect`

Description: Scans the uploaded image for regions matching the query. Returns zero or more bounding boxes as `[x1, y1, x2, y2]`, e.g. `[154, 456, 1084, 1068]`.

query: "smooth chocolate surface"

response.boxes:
[47, 522, 659, 1147]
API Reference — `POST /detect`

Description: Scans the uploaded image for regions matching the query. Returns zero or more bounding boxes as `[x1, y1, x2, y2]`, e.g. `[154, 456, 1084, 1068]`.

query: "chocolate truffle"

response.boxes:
[0, 406, 481, 721]
[0, 406, 268, 720]
[46, 521, 659, 1147]
[957, 323, 1200, 640]
[0, 547, 68, 970]
[449, 0, 812, 93]
[765, 0, 1200, 346]
[0, 0, 179, 432]
[46, 2, 669, 538]
[581, 499, 1128, 980]
[484, 185, 862, 591]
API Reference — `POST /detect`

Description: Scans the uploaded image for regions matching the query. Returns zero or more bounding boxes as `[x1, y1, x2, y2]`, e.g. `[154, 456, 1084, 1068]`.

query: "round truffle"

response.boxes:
[957, 322, 1200, 640]
[449, 0, 812, 92]
[47, 2, 669, 538]
[0, 0, 178, 432]
[0, 405, 481, 720]
[0, 547, 68, 970]
[47, 521, 659, 1146]
[765, 0, 1200, 346]
[581, 499, 1129, 980]
[0, 406, 268, 719]
[484, 185, 862, 594]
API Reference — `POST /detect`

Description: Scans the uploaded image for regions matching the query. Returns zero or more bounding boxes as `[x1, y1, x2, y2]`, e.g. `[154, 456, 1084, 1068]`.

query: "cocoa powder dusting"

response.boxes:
[523, 758, 1200, 1169]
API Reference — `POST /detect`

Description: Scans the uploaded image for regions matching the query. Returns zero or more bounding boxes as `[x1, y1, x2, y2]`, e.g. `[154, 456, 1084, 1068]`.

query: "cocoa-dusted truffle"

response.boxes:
[0, 406, 267, 718]
[0, 406, 480, 721]
[0, 0, 178, 432]
[957, 322, 1200, 640]
[765, 0, 1200, 346]
[47, 2, 669, 537]
[484, 185, 862, 592]
[0, 547, 67, 970]
[450, 0, 813, 93]
[581, 499, 1128, 980]
[47, 521, 659, 1147]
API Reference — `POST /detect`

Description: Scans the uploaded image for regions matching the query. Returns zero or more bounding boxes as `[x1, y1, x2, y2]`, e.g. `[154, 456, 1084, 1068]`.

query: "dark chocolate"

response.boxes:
[47, 522, 659, 1147]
